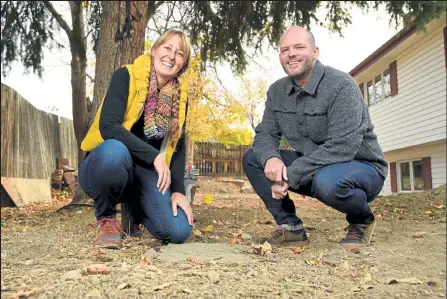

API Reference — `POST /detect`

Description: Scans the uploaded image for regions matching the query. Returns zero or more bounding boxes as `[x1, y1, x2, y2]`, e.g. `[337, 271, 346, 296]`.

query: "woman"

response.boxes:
[78, 30, 193, 249]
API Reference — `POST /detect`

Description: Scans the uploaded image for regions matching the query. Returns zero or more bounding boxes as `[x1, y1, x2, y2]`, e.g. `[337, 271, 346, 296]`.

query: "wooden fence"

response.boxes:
[193, 142, 251, 177]
[1, 83, 78, 179]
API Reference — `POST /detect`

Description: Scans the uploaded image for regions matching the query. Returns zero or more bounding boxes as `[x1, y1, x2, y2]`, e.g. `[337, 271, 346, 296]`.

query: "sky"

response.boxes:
[2, 4, 403, 120]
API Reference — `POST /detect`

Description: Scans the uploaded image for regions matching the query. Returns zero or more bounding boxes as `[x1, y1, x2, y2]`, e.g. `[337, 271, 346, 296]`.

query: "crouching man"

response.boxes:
[243, 26, 388, 249]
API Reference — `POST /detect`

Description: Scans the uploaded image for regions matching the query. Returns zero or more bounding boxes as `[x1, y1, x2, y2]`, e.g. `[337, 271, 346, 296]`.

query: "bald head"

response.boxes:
[280, 26, 316, 49]
[278, 26, 319, 85]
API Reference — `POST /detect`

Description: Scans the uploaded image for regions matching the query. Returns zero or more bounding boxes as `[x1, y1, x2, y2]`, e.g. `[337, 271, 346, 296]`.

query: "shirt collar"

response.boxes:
[286, 60, 325, 96]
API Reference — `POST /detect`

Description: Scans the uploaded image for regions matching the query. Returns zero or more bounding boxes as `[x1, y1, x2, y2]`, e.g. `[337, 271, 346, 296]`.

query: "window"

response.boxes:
[398, 159, 424, 192]
[361, 68, 392, 107]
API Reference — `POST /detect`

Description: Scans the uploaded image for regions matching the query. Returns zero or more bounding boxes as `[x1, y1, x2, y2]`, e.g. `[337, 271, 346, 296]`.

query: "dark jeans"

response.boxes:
[78, 139, 192, 244]
[242, 148, 384, 225]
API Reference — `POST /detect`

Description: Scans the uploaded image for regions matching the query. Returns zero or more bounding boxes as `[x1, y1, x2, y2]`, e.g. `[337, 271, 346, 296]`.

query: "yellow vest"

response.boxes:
[80, 54, 188, 166]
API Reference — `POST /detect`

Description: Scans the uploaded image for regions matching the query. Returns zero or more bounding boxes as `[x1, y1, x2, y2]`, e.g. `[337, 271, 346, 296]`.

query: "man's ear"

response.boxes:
[313, 47, 320, 60]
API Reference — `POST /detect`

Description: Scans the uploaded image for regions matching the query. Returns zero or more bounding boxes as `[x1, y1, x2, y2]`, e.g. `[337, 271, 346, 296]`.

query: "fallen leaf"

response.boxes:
[202, 225, 214, 233]
[252, 242, 272, 256]
[118, 282, 130, 290]
[137, 254, 152, 266]
[82, 264, 111, 275]
[204, 194, 213, 205]
[412, 231, 426, 238]
[305, 259, 321, 265]
[293, 247, 305, 254]
[430, 201, 444, 209]
[152, 282, 172, 291]
[90, 248, 99, 256]
[187, 256, 205, 265]
[228, 239, 241, 245]
[86, 288, 101, 297]
[10, 288, 44, 299]
[193, 230, 203, 237]
[362, 272, 373, 283]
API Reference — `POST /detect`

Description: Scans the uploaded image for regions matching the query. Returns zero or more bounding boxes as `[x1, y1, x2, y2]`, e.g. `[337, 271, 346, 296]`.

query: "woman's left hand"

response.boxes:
[171, 192, 193, 226]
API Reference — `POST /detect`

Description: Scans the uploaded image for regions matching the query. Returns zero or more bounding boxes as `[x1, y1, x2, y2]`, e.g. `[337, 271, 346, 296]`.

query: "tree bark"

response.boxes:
[89, 1, 148, 127]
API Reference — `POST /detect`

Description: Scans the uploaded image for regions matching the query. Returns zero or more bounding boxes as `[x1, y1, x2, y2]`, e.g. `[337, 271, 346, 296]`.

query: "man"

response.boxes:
[243, 26, 388, 249]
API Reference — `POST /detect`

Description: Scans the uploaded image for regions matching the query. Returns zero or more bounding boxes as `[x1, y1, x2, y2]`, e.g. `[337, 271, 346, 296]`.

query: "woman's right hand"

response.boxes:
[154, 154, 171, 194]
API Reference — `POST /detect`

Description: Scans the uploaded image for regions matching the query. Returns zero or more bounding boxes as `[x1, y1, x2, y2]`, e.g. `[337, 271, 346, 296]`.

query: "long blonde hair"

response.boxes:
[151, 30, 191, 147]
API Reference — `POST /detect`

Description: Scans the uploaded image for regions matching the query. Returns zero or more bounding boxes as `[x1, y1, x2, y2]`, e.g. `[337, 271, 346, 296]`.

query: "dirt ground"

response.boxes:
[1, 178, 446, 299]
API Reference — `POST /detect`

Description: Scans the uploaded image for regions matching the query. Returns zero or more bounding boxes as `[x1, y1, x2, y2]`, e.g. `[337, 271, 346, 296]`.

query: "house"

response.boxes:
[350, 13, 446, 194]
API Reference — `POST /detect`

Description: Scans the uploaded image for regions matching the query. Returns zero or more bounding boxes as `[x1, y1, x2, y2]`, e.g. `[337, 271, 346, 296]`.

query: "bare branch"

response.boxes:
[43, 1, 72, 39]
[86, 73, 94, 82]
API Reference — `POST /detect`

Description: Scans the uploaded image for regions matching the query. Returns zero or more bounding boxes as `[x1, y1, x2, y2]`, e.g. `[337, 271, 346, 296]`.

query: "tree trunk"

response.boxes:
[89, 1, 148, 127]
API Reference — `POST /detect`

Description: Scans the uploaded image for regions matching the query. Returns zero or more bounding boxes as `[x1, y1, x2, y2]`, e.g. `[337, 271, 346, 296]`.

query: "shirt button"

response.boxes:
[137, 103, 143, 109]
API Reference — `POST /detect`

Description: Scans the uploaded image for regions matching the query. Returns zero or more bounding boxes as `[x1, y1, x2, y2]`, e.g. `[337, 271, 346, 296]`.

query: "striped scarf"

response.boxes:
[143, 64, 178, 140]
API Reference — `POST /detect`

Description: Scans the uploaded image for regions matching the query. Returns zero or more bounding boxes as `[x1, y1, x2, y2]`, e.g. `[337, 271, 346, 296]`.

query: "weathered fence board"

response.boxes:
[1, 83, 78, 179]
[193, 142, 251, 177]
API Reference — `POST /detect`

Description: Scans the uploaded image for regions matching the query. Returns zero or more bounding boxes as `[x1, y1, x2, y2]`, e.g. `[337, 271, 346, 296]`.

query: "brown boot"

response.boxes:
[95, 218, 122, 249]
[339, 221, 376, 249]
[255, 226, 309, 247]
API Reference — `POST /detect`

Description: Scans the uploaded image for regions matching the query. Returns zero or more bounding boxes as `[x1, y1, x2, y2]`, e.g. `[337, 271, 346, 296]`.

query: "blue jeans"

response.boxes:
[243, 148, 384, 225]
[78, 139, 192, 244]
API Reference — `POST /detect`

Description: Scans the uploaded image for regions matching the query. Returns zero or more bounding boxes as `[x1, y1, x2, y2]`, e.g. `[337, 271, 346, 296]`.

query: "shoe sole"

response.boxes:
[95, 242, 122, 249]
[277, 240, 310, 248]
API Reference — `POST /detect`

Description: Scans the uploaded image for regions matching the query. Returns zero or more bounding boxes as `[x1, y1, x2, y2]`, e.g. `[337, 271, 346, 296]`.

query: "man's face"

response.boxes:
[279, 29, 319, 79]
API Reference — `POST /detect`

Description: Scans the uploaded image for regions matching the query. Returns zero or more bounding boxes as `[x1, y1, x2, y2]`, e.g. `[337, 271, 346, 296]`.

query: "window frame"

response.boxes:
[397, 159, 424, 192]
[361, 67, 392, 107]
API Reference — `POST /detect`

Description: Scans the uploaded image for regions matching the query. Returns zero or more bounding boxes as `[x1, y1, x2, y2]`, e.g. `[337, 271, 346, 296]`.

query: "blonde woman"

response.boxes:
[78, 30, 193, 249]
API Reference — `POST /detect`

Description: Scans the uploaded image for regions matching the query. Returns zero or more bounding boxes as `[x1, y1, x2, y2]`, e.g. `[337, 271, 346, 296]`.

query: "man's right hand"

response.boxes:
[154, 154, 171, 195]
[264, 157, 288, 182]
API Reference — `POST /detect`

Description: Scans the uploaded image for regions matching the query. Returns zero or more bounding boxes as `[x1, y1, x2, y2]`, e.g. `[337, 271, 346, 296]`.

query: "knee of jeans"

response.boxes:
[169, 224, 192, 244]
[97, 140, 132, 185]
[312, 176, 353, 202]
[242, 148, 256, 169]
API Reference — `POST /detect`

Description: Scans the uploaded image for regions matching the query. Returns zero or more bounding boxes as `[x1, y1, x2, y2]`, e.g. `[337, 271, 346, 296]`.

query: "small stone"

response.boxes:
[437, 293, 445, 298]
[118, 282, 130, 290]
[207, 271, 220, 284]
[145, 272, 156, 279]
[24, 260, 34, 266]
[241, 233, 252, 240]
[143, 249, 158, 259]
[61, 270, 82, 281]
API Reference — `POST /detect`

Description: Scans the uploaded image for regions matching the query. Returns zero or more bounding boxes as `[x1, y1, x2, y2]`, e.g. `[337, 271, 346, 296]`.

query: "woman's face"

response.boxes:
[152, 34, 185, 80]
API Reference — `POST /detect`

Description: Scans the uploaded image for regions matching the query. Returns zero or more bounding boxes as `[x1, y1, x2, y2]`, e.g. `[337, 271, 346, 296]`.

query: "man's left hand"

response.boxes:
[271, 181, 289, 199]
[171, 192, 193, 226]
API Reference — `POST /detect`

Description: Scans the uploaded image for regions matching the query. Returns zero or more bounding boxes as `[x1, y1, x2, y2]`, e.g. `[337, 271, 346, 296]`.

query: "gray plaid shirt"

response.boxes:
[253, 60, 388, 189]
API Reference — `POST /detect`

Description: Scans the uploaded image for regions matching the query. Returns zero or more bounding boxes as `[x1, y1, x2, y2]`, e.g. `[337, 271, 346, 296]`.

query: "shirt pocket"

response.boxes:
[303, 105, 328, 144]
[273, 104, 298, 139]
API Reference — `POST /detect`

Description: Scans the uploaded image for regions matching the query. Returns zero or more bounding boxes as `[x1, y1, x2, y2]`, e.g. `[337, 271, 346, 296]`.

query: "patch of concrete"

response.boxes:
[1, 177, 52, 207]
[155, 243, 254, 264]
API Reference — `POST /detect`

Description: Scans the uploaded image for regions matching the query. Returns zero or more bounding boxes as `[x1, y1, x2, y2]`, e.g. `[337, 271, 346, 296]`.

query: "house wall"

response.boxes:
[368, 24, 446, 153]
[380, 140, 446, 195]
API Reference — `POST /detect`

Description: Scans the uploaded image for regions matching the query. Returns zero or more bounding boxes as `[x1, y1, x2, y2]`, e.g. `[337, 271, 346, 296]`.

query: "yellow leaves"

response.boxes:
[202, 225, 214, 233]
[204, 194, 213, 205]
[252, 242, 272, 255]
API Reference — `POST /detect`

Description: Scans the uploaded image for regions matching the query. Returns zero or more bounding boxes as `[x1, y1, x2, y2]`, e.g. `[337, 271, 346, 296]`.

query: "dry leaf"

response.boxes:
[187, 256, 205, 265]
[192, 230, 202, 237]
[362, 272, 373, 283]
[152, 282, 172, 291]
[292, 247, 305, 254]
[90, 248, 99, 256]
[82, 264, 111, 275]
[202, 225, 214, 233]
[430, 201, 445, 209]
[252, 242, 272, 255]
[204, 194, 213, 205]
[228, 238, 241, 244]
[137, 254, 152, 265]
[10, 288, 44, 299]
[305, 259, 321, 265]
[413, 231, 426, 238]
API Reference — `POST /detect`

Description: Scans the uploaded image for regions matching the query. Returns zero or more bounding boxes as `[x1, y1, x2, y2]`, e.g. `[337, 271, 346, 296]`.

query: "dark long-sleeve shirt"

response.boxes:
[99, 67, 186, 195]
[252, 60, 388, 189]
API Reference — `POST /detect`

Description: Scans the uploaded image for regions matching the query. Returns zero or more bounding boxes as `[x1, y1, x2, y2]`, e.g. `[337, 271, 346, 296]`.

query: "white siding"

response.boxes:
[380, 141, 446, 195]
[368, 25, 446, 153]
